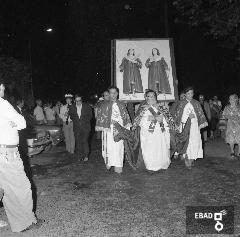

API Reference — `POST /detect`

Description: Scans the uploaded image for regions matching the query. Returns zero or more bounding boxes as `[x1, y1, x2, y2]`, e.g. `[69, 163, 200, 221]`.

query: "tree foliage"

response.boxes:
[0, 55, 34, 106]
[173, 0, 240, 44]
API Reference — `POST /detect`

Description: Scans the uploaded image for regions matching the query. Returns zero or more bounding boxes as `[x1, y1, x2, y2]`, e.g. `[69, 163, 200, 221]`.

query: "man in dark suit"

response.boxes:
[14, 98, 27, 156]
[13, 98, 30, 174]
[69, 94, 93, 161]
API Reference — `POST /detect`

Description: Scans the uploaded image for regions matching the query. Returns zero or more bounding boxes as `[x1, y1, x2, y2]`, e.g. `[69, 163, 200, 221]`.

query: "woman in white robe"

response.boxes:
[137, 90, 171, 171]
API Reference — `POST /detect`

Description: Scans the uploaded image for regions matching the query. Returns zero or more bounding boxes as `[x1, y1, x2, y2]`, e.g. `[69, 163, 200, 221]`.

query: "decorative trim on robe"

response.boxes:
[175, 99, 208, 129]
[95, 100, 132, 131]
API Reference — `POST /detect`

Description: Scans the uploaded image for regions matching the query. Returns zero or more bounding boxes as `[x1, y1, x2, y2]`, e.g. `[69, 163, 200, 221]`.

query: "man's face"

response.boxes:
[180, 93, 185, 101]
[199, 95, 204, 102]
[146, 92, 157, 105]
[186, 90, 194, 101]
[109, 88, 118, 101]
[229, 95, 237, 106]
[213, 96, 218, 101]
[0, 84, 5, 98]
[103, 92, 110, 101]
[75, 97, 82, 106]
[37, 100, 42, 106]
[19, 100, 24, 108]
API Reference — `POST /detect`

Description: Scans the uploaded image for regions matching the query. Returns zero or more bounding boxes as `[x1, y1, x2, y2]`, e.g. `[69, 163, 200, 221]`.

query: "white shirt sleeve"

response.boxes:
[2, 100, 26, 130]
[59, 106, 65, 120]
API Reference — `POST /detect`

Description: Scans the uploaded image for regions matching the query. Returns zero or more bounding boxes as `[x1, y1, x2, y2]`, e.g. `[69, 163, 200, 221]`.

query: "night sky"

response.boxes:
[0, 0, 239, 104]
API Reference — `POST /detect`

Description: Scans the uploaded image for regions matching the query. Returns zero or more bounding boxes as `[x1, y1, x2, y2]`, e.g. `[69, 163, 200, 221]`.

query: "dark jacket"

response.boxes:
[69, 103, 93, 133]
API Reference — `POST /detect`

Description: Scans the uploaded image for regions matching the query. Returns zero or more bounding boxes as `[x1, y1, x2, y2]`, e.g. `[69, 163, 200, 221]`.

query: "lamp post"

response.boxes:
[28, 28, 53, 99]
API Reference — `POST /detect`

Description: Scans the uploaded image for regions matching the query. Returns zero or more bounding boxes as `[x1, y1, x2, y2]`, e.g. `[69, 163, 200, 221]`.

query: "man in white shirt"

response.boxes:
[0, 80, 38, 232]
[44, 102, 56, 125]
[33, 99, 46, 124]
[59, 94, 75, 154]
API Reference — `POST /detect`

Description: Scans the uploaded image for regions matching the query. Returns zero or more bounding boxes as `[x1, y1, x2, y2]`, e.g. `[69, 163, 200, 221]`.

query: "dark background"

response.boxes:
[0, 0, 239, 104]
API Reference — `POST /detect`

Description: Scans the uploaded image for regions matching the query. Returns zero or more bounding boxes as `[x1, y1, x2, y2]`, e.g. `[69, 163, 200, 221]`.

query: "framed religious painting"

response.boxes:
[111, 38, 178, 102]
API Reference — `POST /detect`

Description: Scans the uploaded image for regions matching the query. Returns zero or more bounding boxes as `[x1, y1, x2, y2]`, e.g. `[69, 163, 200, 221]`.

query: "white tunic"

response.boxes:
[0, 97, 26, 145]
[140, 106, 171, 171]
[180, 102, 203, 160]
[102, 103, 124, 168]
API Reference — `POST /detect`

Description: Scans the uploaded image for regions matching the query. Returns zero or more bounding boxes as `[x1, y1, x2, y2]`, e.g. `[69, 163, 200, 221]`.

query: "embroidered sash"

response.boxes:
[148, 107, 165, 133]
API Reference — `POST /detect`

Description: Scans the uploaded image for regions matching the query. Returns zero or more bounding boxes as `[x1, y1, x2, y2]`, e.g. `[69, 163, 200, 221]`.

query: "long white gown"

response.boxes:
[140, 107, 171, 171]
[102, 103, 124, 168]
[180, 101, 203, 160]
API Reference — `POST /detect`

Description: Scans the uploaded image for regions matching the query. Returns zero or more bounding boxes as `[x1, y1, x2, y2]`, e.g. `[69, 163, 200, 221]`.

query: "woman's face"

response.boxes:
[229, 95, 238, 106]
[146, 92, 157, 105]
[152, 48, 158, 56]
[185, 90, 194, 101]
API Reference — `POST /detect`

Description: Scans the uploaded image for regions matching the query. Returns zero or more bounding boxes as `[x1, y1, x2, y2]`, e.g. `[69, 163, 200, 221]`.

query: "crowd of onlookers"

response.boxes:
[5, 92, 225, 137]
[33, 99, 63, 125]
[197, 94, 223, 141]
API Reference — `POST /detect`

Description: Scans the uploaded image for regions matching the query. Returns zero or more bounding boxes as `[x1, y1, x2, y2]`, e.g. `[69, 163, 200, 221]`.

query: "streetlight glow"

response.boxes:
[46, 28, 53, 32]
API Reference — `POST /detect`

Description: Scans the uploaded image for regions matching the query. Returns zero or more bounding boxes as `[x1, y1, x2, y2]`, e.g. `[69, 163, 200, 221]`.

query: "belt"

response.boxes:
[0, 144, 18, 148]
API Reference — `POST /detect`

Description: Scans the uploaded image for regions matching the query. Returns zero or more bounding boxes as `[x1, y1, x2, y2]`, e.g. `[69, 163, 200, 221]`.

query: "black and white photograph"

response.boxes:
[0, 0, 239, 236]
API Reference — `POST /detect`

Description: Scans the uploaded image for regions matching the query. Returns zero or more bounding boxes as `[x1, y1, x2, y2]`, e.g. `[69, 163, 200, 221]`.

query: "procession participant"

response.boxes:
[199, 94, 211, 143]
[94, 91, 110, 139]
[132, 90, 175, 172]
[0, 80, 38, 232]
[169, 91, 185, 118]
[209, 99, 220, 139]
[33, 99, 46, 124]
[59, 94, 75, 154]
[95, 86, 131, 174]
[222, 94, 240, 159]
[69, 94, 92, 161]
[175, 87, 208, 169]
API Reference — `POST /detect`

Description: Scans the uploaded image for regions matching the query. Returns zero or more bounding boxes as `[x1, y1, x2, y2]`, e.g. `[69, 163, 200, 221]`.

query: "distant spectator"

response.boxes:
[14, 98, 24, 115]
[44, 101, 56, 125]
[33, 99, 46, 124]
[53, 101, 62, 125]
[213, 96, 222, 110]
[209, 99, 220, 139]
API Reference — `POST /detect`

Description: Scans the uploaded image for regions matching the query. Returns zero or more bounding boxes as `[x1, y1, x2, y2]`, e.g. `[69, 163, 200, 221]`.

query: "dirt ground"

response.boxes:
[0, 137, 240, 237]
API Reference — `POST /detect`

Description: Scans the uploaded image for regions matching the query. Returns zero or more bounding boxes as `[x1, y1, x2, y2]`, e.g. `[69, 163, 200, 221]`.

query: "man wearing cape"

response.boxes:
[95, 86, 131, 174]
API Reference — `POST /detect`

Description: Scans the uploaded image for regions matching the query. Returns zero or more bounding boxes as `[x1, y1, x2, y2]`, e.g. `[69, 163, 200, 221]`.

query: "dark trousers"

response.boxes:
[74, 130, 90, 158]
